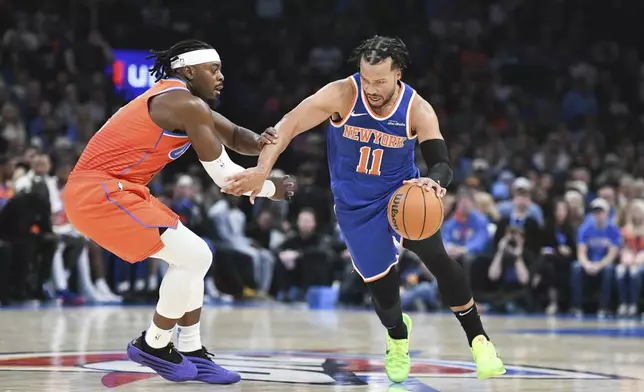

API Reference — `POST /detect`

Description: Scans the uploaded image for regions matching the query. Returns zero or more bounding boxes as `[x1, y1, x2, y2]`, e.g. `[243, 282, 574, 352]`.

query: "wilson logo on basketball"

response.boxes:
[389, 193, 403, 231]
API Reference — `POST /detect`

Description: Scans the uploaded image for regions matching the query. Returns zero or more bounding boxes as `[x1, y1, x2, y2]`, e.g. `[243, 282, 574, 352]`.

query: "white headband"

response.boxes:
[170, 48, 221, 69]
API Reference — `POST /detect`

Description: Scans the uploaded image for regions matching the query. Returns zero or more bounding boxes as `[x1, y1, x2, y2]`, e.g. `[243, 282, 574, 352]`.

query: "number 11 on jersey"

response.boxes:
[356, 146, 383, 176]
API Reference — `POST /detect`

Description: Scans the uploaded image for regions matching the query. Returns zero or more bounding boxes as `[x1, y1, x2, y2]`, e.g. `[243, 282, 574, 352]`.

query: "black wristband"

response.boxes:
[420, 139, 453, 187]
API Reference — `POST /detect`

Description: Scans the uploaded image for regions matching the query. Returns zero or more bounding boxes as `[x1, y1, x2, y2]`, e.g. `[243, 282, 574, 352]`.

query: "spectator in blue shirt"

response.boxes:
[570, 198, 621, 318]
[583, 185, 618, 226]
[442, 188, 491, 266]
[497, 178, 544, 226]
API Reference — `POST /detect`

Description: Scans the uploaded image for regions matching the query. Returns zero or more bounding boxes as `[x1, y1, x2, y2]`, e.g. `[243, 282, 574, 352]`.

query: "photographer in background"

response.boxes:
[472, 225, 535, 313]
[0, 176, 56, 303]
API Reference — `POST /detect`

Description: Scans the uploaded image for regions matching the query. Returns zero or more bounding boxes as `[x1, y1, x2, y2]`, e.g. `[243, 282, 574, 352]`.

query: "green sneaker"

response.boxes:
[384, 313, 412, 383]
[471, 335, 506, 380]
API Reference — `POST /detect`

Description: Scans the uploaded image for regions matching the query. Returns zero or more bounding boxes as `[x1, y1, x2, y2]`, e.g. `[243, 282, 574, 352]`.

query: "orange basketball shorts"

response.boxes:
[63, 175, 178, 263]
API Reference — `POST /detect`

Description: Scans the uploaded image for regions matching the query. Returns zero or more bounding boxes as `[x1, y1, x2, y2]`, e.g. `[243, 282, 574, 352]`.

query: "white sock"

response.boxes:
[145, 321, 174, 349]
[177, 322, 202, 353]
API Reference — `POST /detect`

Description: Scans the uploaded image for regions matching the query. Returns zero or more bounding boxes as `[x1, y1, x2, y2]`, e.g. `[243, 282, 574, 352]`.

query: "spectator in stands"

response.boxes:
[473, 225, 534, 313]
[288, 162, 333, 233]
[275, 209, 332, 302]
[562, 77, 598, 129]
[210, 193, 272, 298]
[616, 199, 644, 317]
[591, 185, 618, 224]
[494, 182, 543, 255]
[564, 189, 586, 230]
[534, 199, 577, 314]
[442, 188, 491, 268]
[0, 175, 56, 303]
[0, 102, 26, 156]
[0, 155, 13, 210]
[246, 209, 286, 252]
[497, 177, 544, 226]
[616, 175, 636, 226]
[571, 198, 621, 318]
[244, 209, 284, 296]
[399, 255, 439, 312]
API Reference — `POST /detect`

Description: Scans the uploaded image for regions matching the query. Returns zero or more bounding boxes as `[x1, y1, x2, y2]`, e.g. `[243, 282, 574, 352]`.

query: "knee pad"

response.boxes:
[154, 222, 213, 276]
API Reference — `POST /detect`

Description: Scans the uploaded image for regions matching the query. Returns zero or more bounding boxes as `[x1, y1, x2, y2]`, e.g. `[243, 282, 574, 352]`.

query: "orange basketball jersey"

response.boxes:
[71, 78, 192, 185]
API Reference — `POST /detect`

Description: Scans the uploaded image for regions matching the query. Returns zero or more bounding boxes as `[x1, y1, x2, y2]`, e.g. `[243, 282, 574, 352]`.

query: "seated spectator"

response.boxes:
[288, 163, 333, 233]
[616, 199, 644, 317]
[472, 225, 534, 313]
[533, 199, 577, 314]
[564, 189, 586, 229]
[442, 188, 491, 269]
[274, 209, 332, 302]
[49, 161, 121, 304]
[209, 193, 272, 298]
[497, 178, 544, 226]
[245, 209, 286, 296]
[583, 185, 618, 226]
[399, 253, 439, 312]
[571, 198, 621, 318]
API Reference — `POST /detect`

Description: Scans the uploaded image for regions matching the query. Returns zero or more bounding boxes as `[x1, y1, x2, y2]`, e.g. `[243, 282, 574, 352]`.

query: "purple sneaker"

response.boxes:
[126, 332, 197, 382]
[182, 346, 241, 384]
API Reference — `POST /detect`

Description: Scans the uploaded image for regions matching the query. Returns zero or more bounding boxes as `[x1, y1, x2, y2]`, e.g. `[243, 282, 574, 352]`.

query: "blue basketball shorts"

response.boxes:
[335, 202, 401, 282]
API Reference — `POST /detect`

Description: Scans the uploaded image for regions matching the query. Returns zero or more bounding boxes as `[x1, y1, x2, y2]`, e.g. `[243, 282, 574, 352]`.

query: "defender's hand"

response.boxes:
[268, 175, 294, 201]
[223, 167, 269, 199]
[403, 177, 447, 198]
[258, 127, 278, 147]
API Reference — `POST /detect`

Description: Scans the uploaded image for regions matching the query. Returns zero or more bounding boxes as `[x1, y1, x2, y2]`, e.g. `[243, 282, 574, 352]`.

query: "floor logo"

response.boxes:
[0, 350, 622, 388]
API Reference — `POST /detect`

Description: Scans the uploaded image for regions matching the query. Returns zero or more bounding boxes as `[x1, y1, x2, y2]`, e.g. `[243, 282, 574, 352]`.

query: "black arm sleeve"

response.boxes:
[420, 139, 453, 187]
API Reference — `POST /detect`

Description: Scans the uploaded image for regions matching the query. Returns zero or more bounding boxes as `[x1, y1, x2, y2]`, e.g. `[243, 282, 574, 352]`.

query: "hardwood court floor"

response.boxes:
[0, 305, 643, 391]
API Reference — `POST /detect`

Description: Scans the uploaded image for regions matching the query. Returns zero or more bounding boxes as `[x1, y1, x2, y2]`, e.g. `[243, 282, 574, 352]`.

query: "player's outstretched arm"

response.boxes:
[210, 110, 277, 156]
[403, 95, 452, 197]
[160, 94, 291, 200]
[222, 79, 353, 198]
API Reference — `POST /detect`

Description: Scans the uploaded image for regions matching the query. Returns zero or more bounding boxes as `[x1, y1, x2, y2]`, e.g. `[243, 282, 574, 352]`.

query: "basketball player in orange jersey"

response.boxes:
[63, 40, 293, 384]
[224, 36, 506, 382]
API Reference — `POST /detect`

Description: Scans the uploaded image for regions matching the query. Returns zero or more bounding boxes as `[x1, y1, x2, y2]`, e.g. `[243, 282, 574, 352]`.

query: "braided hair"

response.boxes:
[348, 35, 410, 70]
[147, 40, 213, 81]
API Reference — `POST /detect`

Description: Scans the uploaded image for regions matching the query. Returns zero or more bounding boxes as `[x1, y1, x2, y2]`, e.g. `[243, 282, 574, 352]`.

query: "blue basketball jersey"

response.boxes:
[327, 73, 419, 210]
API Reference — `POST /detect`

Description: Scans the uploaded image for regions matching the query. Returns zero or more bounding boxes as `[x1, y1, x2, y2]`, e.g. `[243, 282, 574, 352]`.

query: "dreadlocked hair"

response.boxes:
[147, 40, 213, 81]
[348, 35, 410, 70]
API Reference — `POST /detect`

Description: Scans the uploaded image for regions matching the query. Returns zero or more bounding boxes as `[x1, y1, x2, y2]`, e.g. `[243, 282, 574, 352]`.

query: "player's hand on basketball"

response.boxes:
[258, 127, 278, 147]
[268, 175, 294, 202]
[223, 166, 269, 199]
[403, 177, 447, 198]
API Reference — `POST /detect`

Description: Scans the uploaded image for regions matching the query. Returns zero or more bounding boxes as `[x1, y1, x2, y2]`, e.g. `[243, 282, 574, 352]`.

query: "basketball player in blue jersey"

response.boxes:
[224, 36, 506, 382]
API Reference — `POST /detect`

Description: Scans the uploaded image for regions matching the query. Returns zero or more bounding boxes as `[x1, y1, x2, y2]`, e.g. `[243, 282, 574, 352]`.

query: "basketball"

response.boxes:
[387, 183, 444, 241]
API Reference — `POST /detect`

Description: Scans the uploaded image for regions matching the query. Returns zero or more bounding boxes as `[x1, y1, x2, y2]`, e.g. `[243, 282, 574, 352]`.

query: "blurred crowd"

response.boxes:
[1, 0, 644, 318]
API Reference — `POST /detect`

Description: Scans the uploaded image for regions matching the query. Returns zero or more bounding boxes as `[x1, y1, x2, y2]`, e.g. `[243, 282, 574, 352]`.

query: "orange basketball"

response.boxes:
[387, 183, 444, 241]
